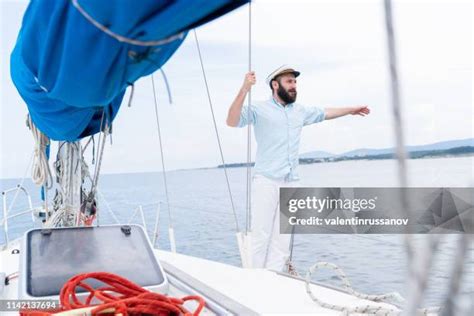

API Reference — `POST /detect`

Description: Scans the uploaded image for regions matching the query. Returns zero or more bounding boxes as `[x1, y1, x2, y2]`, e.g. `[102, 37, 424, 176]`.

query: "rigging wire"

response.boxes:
[192, 29, 240, 233]
[245, 0, 253, 234]
[90, 109, 107, 195]
[151, 74, 173, 228]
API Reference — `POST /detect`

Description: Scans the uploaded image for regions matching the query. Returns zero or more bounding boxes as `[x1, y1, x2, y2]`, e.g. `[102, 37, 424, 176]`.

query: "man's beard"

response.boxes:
[277, 85, 297, 104]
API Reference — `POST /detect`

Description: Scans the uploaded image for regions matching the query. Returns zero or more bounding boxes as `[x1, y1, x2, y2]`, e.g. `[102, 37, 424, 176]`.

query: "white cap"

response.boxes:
[265, 65, 301, 85]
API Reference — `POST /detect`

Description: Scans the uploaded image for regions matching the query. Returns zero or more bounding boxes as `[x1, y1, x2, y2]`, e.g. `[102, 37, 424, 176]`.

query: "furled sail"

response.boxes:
[11, 0, 248, 141]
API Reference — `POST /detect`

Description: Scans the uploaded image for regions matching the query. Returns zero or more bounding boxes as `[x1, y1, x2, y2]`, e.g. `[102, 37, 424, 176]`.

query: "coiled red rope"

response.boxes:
[21, 272, 205, 315]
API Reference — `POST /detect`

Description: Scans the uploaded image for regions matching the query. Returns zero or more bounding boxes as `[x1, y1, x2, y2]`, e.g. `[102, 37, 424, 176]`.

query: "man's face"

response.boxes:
[274, 73, 297, 104]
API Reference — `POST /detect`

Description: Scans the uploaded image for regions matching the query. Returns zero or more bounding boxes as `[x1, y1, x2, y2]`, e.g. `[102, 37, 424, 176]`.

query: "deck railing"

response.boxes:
[0, 184, 162, 251]
[1, 185, 38, 248]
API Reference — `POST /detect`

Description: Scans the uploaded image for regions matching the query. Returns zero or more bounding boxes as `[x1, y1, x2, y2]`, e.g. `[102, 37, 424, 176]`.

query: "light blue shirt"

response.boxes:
[238, 98, 325, 181]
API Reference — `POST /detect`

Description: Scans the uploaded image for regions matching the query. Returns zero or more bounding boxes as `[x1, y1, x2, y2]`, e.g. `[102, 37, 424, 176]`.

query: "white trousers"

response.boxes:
[250, 174, 299, 271]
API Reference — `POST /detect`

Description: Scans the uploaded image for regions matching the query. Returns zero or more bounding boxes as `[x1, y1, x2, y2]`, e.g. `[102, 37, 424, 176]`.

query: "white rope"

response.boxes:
[305, 261, 441, 315]
[70, 0, 185, 47]
[382, 2, 446, 315]
[303, 4, 442, 314]
[158, 68, 173, 104]
[137, 55, 175, 105]
[27, 115, 53, 188]
[49, 141, 83, 227]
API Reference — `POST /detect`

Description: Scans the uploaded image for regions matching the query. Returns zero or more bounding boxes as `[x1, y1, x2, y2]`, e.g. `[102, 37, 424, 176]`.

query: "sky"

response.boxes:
[0, 0, 472, 178]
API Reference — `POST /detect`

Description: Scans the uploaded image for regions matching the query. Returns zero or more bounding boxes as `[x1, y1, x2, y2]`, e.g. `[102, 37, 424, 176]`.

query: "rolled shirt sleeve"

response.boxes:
[303, 106, 325, 126]
[237, 105, 257, 127]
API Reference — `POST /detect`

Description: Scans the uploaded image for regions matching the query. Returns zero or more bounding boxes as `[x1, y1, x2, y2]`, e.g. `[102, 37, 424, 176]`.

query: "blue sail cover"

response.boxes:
[11, 0, 248, 141]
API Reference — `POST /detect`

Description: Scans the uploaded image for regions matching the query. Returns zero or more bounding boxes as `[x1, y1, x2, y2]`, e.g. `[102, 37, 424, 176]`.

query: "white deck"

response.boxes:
[155, 249, 401, 315]
[0, 237, 403, 315]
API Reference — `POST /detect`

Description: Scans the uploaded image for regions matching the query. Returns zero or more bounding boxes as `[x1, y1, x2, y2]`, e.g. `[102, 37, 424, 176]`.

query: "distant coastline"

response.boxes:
[217, 146, 474, 169]
[3, 141, 472, 180]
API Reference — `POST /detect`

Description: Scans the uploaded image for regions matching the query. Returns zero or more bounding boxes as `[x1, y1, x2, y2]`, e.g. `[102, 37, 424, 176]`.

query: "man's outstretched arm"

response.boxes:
[226, 71, 256, 127]
[324, 106, 370, 120]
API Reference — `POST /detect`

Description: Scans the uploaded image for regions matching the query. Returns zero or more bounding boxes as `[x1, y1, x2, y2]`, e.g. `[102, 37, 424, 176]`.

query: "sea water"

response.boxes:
[1, 157, 473, 307]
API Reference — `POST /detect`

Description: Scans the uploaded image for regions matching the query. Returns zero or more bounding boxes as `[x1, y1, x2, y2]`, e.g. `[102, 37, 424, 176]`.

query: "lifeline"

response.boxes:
[289, 216, 409, 226]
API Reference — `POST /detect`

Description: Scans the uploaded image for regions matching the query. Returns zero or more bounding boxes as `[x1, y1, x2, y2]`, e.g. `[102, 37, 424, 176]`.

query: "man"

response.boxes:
[226, 65, 370, 271]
